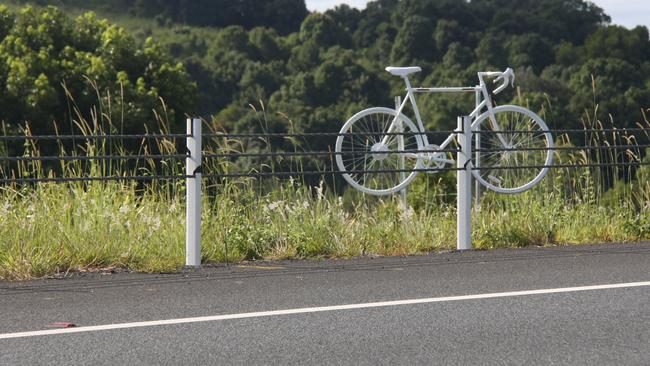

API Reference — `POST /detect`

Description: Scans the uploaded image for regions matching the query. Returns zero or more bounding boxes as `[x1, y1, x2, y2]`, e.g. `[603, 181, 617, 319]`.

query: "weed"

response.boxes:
[0, 86, 648, 280]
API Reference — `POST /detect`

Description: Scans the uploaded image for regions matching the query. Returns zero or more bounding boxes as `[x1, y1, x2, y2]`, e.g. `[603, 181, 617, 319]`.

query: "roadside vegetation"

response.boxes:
[0, 94, 647, 280]
[0, 1, 648, 279]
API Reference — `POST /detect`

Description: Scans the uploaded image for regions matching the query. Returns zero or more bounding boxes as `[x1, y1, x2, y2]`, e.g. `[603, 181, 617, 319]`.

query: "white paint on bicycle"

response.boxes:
[335, 107, 424, 196]
[488, 175, 502, 185]
[370, 143, 390, 161]
[334, 67, 554, 195]
[422, 143, 447, 171]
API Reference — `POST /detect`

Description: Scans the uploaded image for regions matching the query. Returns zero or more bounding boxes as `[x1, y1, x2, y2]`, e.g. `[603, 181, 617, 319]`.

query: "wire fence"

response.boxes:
[0, 124, 648, 185]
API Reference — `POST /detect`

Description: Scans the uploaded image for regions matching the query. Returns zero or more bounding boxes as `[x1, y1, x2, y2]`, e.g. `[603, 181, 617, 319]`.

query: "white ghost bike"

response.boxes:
[335, 66, 554, 196]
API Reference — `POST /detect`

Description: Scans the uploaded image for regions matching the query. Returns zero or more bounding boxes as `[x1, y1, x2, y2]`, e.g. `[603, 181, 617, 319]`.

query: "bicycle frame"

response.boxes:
[384, 71, 509, 164]
[336, 66, 552, 196]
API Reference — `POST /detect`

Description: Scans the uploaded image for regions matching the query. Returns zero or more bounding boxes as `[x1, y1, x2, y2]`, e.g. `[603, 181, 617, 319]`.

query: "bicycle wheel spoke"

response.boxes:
[472, 106, 553, 193]
[335, 108, 422, 195]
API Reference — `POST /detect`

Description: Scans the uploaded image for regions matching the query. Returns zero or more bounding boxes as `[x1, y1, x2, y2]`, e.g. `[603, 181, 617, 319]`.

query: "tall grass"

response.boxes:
[0, 85, 648, 280]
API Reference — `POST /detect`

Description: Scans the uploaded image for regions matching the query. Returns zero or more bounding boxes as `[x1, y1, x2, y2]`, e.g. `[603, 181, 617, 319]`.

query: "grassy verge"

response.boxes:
[0, 173, 647, 280]
[0, 85, 648, 280]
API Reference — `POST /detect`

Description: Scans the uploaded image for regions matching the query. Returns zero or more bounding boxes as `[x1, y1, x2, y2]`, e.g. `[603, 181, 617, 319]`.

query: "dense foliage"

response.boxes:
[2, 0, 650, 138]
[127, 0, 650, 137]
[15, 0, 309, 34]
[0, 4, 196, 134]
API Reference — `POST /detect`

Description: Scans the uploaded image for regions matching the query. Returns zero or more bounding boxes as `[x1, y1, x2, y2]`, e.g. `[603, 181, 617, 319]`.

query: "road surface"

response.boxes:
[1, 242, 649, 365]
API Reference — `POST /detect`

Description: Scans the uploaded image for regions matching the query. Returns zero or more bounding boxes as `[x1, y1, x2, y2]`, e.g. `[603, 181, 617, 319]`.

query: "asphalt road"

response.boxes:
[1, 242, 649, 365]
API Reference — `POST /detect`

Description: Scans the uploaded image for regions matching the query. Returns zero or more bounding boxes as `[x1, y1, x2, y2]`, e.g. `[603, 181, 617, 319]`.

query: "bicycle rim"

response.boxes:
[472, 105, 554, 193]
[335, 107, 423, 196]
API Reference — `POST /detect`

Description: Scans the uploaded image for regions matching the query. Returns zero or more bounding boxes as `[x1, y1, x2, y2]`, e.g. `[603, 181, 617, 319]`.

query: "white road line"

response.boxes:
[1, 281, 649, 340]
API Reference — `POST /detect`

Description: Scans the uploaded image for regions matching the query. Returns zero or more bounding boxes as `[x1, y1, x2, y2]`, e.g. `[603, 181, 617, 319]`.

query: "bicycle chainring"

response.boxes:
[421, 144, 446, 172]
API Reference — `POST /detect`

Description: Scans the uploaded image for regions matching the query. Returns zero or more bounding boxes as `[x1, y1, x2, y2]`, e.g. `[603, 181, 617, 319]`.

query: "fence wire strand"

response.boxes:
[470, 161, 650, 171]
[0, 154, 188, 162]
[0, 175, 191, 184]
[473, 127, 650, 134]
[0, 127, 648, 184]
[0, 133, 190, 141]
[475, 144, 650, 153]
[202, 130, 459, 139]
[202, 147, 459, 159]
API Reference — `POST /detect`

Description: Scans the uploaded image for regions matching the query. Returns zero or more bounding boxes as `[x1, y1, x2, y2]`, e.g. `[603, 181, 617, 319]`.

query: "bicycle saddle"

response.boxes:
[385, 66, 421, 77]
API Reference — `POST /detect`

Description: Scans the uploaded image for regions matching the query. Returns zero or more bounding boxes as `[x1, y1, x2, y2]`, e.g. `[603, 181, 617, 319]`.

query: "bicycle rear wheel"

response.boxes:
[335, 107, 424, 196]
[472, 105, 554, 193]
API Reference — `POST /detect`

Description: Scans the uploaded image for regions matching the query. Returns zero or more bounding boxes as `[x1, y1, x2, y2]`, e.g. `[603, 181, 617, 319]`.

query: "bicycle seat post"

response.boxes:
[402, 76, 427, 136]
[403, 76, 413, 92]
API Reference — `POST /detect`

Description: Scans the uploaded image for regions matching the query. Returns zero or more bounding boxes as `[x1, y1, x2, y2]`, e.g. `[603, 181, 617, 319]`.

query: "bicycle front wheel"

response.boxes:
[335, 107, 424, 196]
[472, 105, 554, 193]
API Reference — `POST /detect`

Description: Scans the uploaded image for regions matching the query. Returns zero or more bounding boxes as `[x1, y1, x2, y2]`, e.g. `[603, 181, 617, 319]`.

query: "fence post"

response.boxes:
[395, 95, 408, 208]
[457, 116, 472, 250]
[186, 118, 202, 267]
[474, 89, 482, 207]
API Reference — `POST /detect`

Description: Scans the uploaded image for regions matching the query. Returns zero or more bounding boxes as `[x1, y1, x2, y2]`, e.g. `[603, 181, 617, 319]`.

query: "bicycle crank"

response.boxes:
[421, 144, 449, 172]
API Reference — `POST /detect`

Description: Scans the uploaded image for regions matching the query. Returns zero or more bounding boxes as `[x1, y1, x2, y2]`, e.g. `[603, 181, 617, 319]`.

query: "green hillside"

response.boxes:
[0, 0, 649, 137]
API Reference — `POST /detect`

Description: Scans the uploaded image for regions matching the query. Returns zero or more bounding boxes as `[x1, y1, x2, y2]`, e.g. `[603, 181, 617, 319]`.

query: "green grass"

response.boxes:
[0, 81, 648, 280]
[1, 173, 647, 280]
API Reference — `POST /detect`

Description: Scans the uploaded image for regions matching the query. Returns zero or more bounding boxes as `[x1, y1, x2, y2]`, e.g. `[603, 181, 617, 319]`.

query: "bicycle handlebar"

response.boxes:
[492, 68, 515, 94]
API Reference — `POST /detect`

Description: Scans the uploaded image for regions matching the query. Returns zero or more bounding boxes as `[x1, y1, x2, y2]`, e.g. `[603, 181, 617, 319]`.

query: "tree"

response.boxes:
[13, 0, 650, 150]
[506, 33, 554, 73]
[248, 27, 285, 62]
[584, 25, 650, 65]
[299, 13, 351, 49]
[486, 0, 609, 44]
[474, 32, 508, 68]
[390, 15, 437, 65]
[0, 6, 196, 134]
[352, 0, 397, 48]
[434, 19, 464, 52]
[325, 4, 362, 35]
[568, 58, 648, 128]
[0, 5, 13, 38]
[36, 0, 309, 34]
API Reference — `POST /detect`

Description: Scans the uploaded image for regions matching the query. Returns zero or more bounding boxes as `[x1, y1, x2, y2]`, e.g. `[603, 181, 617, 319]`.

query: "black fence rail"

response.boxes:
[0, 123, 648, 184]
[1, 119, 647, 267]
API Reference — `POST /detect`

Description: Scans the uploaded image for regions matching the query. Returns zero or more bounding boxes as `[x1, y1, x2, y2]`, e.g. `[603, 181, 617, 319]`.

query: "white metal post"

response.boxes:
[457, 116, 472, 250]
[186, 118, 202, 267]
[474, 89, 482, 207]
[395, 96, 408, 208]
